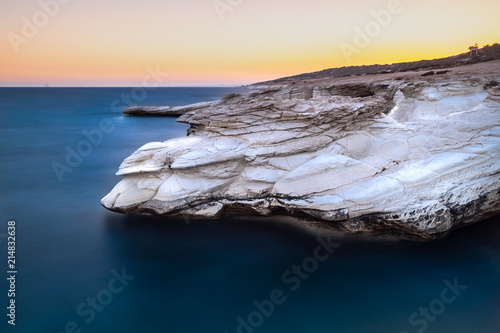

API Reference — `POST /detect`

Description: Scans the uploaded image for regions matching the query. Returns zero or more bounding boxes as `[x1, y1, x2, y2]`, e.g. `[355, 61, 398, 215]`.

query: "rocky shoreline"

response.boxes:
[103, 61, 500, 240]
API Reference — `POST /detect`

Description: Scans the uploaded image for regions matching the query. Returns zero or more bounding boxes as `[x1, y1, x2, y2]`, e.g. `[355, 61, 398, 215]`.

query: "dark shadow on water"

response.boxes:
[98, 213, 500, 333]
[102, 212, 500, 255]
[102, 213, 322, 254]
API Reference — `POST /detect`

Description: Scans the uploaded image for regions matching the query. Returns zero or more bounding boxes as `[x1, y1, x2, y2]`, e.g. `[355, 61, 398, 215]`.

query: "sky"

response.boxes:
[0, 0, 499, 86]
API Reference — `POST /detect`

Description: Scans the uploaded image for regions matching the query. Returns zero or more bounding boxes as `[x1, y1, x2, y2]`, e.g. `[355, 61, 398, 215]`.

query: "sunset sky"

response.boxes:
[1, 0, 499, 86]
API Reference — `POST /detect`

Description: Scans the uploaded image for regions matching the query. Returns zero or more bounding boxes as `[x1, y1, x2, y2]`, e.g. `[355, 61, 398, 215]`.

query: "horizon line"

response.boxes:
[0, 85, 250, 88]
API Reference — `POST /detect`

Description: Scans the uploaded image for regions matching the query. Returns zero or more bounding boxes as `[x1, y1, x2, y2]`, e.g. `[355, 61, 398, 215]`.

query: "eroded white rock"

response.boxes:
[102, 62, 500, 240]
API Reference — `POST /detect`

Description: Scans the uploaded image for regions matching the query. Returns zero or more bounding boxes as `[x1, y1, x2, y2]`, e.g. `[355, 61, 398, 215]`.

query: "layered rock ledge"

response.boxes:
[102, 61, 500, 240]
[123, 101, 215, 116]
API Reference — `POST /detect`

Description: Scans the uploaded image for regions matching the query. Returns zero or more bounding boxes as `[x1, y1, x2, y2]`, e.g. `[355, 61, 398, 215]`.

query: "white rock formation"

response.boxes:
[102, 61, 500, 240]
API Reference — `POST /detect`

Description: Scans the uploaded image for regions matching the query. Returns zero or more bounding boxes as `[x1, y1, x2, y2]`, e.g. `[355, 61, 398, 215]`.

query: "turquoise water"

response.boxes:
[0, 88, 499, 333]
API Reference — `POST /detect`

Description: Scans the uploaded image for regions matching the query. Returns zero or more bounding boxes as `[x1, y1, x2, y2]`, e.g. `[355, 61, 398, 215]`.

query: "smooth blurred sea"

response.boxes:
[0, 87, 499, 333]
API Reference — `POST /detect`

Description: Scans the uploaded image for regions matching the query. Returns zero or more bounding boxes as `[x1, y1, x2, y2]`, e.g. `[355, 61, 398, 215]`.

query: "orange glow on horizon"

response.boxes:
[1, 0, 499, 86]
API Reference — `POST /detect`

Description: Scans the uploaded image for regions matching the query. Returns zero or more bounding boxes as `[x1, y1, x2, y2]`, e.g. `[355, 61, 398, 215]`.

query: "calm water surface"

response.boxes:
[0, 88, 499, 333]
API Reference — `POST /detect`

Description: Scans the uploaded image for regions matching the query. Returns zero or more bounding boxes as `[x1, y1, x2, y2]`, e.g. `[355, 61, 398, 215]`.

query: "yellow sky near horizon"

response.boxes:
[0, 0, 499, 86]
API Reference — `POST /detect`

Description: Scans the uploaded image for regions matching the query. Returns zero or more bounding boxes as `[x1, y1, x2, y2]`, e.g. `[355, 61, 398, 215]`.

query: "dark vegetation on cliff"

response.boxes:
[257, 43, 500, 85]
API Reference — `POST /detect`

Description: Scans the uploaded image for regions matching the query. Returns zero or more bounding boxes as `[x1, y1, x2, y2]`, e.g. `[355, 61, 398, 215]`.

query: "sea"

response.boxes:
[0, 87, 499, 333]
